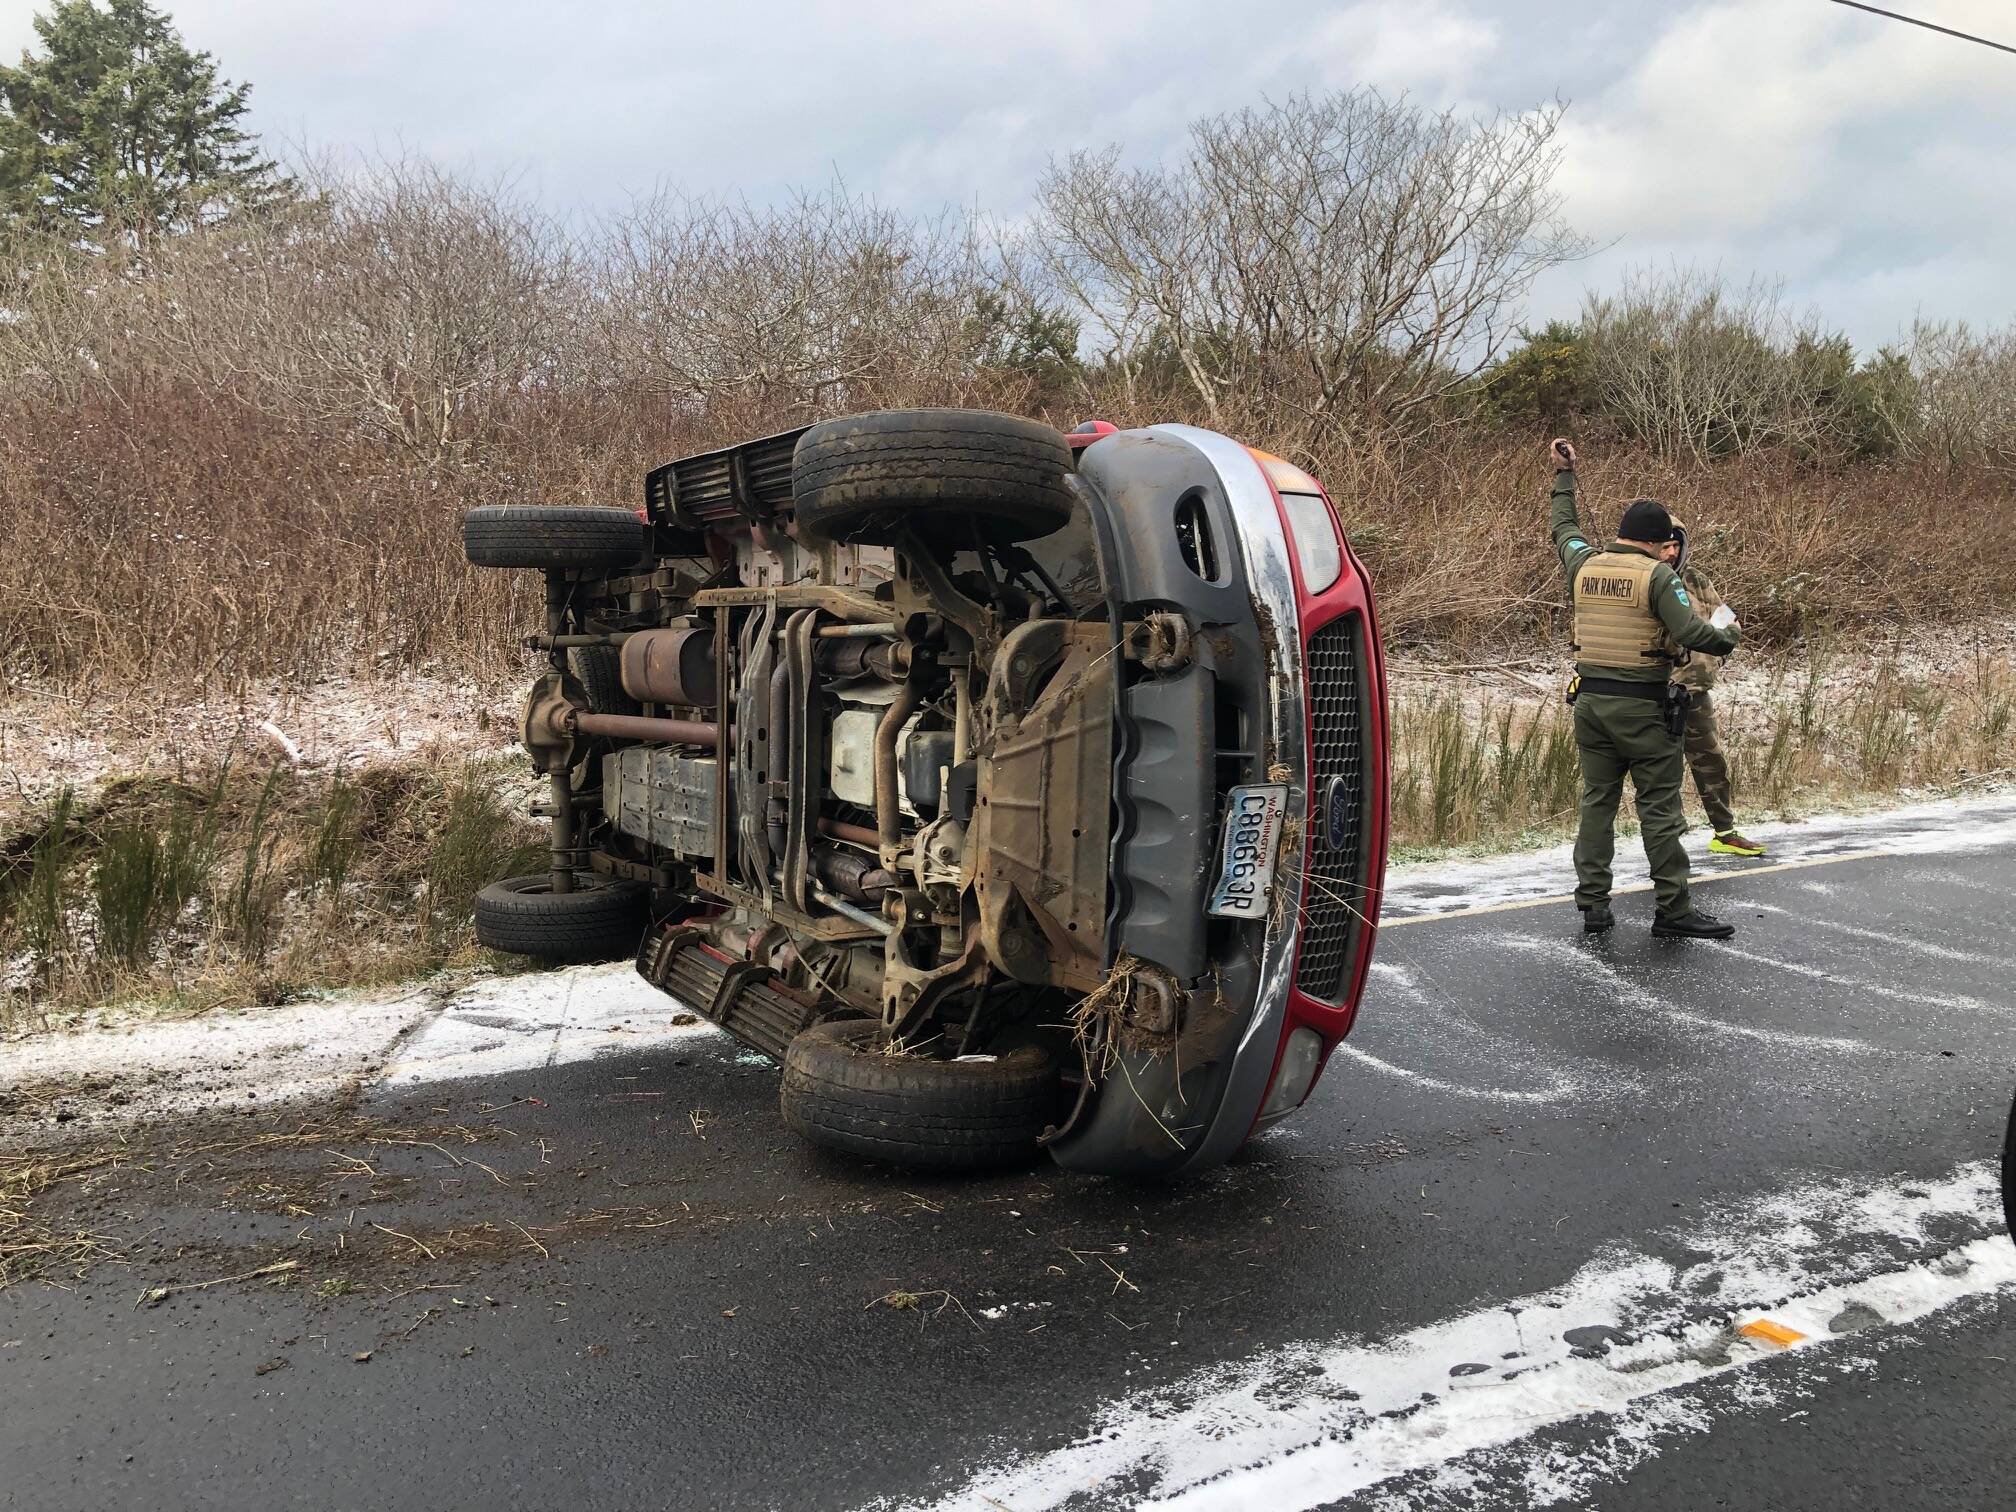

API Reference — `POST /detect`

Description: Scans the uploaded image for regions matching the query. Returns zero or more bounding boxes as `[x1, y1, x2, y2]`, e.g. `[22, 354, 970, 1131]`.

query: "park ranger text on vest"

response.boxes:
[1548, 439, 1742, 939]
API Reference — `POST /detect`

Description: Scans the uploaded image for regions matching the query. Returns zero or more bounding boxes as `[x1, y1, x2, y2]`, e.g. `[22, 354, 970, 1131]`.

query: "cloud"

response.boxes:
[1540, 0, 2016, 344]
[1, 0, 2011, 345]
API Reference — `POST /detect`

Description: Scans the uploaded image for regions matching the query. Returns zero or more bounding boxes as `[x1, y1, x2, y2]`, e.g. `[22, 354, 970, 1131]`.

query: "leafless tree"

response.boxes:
[1900, 320, 2016, 472]
[0, 227, 150, 403]
[144, 155, 584, 463]
[1579, 265, 1853, 463]
[593, 185, 1011, 420]
[1030, 89, 1587, 449]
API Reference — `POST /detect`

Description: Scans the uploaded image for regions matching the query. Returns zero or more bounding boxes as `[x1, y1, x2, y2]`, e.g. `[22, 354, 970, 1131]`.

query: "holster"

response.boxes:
[1662, 683, 1691, 739]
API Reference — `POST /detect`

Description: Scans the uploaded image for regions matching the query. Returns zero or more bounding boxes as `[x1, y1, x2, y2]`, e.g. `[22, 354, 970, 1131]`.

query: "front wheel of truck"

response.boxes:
[779, 1019, 1062, 1171]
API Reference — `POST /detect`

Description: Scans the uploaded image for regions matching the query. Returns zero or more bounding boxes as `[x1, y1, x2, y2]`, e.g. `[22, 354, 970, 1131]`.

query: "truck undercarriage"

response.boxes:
[463, 409, 1388, 1177]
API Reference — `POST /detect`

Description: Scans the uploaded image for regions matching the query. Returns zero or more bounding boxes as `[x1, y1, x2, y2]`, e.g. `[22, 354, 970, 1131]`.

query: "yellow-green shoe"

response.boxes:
[1709, 830, 1766, 857]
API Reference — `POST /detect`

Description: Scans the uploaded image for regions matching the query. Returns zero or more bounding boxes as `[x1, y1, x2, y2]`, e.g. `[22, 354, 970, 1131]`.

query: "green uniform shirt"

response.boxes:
[1550, 470, 1740, 681]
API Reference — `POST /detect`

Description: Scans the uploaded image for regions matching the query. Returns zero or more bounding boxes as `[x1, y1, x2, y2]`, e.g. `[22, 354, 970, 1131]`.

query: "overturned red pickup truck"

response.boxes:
[462, 409, 1388, 1177]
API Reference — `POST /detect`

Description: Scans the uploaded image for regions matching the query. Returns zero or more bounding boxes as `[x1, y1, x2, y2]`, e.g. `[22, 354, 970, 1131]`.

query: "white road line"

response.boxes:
[882, 1164, 2012, 1512]
[1503, 937, 1880, 1056]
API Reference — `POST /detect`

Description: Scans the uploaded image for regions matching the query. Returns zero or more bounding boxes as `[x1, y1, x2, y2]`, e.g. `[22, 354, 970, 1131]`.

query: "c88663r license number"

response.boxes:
[1207, 783, 1288, 920]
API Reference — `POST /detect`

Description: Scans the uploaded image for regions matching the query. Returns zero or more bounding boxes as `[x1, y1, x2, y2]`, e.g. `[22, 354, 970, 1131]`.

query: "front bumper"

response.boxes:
[1048, 425, 1385, 1177]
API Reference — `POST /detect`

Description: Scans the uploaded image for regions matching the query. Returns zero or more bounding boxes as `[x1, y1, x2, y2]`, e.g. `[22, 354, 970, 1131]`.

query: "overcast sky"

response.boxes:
[4, 0, 2012, 351]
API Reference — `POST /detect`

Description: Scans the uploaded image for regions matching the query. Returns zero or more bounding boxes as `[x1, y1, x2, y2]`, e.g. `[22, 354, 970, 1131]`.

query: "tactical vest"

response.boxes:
[1571, 549, 1678, 670]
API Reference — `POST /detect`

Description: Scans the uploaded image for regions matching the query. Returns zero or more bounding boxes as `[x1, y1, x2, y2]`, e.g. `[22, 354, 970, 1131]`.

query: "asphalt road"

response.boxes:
[5, 800, 2015, 1511]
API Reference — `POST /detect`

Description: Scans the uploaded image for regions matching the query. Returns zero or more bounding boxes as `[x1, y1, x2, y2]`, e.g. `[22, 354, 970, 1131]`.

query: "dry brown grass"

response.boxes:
[1387, 644, 2016, 856]
[1317, 433, 2015, 654]
[0, 755, 545, 1033]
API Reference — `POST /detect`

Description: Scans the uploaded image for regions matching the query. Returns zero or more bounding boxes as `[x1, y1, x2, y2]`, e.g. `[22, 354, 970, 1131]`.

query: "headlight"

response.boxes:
[1257, 1026, 1325, 1123]
[1279, 492, 1342, 593]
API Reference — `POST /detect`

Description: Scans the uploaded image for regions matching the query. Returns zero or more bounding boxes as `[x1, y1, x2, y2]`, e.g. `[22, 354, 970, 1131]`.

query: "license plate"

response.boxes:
[1207, 783, 1288, 920]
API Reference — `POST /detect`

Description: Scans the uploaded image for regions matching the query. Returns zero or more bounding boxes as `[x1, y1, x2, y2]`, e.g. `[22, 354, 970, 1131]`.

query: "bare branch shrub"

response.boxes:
[595, 185, 1024, 425]
[143, 157, 584, 463]
[1579, 265, 1856, 463]
[1031, 89, 1587, 450]
[3, 127, 2014, 701]
[1899, 320, 2016, 472]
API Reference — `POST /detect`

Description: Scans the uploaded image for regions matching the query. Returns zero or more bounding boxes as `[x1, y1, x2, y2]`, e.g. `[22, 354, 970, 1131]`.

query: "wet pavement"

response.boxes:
[4, 798, 2015, 1511]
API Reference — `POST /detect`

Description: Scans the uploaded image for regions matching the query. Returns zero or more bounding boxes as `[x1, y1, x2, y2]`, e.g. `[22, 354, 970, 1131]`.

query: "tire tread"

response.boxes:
[779, 1019, 1059, 1171]
[473, 873, 647, 963]
[463, 506, 649, 569]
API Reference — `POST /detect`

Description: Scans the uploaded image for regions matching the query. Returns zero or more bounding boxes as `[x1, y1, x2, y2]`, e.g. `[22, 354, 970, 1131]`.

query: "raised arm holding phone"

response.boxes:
[1546, 439, 1742, 938]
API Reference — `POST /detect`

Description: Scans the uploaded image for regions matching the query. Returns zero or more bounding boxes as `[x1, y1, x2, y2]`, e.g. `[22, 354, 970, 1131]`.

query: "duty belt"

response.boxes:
[1576, 676, 1671, 701]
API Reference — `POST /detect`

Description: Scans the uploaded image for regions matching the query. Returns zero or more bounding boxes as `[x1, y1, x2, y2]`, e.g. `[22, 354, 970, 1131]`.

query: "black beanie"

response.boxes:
[1618, 498, 1673, 543]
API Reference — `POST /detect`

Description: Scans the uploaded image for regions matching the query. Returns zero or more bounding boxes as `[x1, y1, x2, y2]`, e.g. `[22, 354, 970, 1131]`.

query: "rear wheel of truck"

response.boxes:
[473, 873, 648, 963]
[569, 644, 639, 717]
[779, 1018, 1061, 1171]
[790, 409, 1075, 545]
[462, 506, 650, 570]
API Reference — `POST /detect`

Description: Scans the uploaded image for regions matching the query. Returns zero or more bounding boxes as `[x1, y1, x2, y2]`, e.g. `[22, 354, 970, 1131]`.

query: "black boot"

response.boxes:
[1580, 902, 1614, 934]
[1652, 908, 1735, 940]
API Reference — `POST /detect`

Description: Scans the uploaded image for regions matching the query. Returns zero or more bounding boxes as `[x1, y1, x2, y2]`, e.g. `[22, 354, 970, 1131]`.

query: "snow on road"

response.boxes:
[1, 963, 723, 1126]
[884, 1163, 2016, 1512]
[1, 986, 435, 1125]
[1383, 788, 2016, 924]
[9, 789, 2013, 1128]
[375, 961, 723, 1085]
[5, 788, 2013, 1507]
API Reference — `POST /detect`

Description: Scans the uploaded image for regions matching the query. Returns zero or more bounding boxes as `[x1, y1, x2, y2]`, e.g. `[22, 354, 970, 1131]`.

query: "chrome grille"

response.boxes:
[1296, 614, 1368, 1002]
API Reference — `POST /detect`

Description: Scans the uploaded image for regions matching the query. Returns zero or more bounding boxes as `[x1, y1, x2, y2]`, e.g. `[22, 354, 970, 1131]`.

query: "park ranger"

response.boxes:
[1547, 439, 1742, 938]
[1663, 519, 1767, 858]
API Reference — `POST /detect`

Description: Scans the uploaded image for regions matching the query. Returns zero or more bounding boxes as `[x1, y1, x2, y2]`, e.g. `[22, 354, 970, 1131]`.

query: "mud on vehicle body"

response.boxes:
[463, 409, 1389, 1177]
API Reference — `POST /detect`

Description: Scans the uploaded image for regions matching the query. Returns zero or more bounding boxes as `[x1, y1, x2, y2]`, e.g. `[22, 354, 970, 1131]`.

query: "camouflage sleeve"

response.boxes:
[1684, 568, 1724, 617]
[1652, 564, 1739, 655]
[1549, 470, 1594, 578]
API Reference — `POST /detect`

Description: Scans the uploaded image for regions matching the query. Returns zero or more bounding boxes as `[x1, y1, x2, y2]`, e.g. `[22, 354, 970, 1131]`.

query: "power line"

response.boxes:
[1829, 1, 2016, 56]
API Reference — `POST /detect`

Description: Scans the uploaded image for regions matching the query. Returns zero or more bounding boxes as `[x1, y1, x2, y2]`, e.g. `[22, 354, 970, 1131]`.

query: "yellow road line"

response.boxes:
[1380, 847, 1900, 929]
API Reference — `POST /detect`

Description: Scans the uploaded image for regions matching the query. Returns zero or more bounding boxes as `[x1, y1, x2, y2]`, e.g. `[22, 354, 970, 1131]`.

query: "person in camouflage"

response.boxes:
[1662, 521, 1766, 857]
[1547, 439, 1742, 939]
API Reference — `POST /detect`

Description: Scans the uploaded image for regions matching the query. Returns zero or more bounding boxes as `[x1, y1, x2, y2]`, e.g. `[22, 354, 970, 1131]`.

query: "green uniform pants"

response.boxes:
[1572, 691, 1693, 918]
[1682, 690, 1736, 834]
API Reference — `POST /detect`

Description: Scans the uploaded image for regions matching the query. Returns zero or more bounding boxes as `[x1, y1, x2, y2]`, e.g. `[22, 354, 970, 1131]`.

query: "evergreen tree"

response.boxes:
[0, 0, 292, 247]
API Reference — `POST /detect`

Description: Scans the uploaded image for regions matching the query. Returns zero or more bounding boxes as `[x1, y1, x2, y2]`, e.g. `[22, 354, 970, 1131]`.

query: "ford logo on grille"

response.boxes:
[1322, 775, 1353, 851]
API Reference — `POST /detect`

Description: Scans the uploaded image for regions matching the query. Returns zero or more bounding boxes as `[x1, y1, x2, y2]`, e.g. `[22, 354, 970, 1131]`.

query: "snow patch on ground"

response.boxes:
[1, 963, 721, 1131]
[0, 985, 438, 1127]
[1386, 620, 2016, 730]
[375, 962, 723, 1086]
[0, 671, 521, 823]
[884, 1163, 2013, 1512]
[1383, 788, 2016, 922]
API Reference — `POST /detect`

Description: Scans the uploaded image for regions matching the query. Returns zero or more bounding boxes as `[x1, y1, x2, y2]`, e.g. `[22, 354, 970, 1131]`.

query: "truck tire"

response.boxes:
[790, 409, 1074, 545]
[570, 644, 639, 717]
[779, 1018, 1061, 1171]
[462, 506, 650, 570]
[473, 873, 648, 963]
